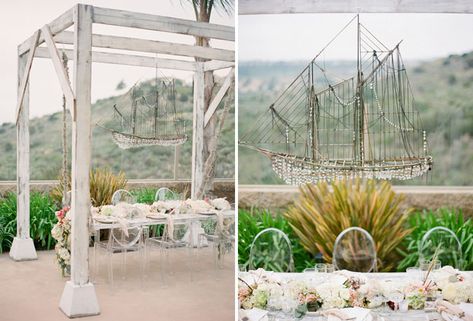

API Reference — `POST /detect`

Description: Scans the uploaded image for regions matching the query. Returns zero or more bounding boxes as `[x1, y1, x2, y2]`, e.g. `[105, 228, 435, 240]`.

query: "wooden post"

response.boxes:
[59, 4, 100, 318]
[9, 52, 37, 261]
[173, 145, 180, 180]
[191, 62, 205, 199]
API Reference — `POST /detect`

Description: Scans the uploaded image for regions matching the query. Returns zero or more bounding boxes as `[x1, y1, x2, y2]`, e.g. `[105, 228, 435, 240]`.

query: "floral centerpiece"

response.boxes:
[239, 267, 473, 316]
[51, 206, 71, 277]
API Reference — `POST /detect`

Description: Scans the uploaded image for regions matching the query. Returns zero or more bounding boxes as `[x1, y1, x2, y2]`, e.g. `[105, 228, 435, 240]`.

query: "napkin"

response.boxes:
[323, 307, 372, 321]
[239, 308, 268, 321]
[436, 300, 473, 321]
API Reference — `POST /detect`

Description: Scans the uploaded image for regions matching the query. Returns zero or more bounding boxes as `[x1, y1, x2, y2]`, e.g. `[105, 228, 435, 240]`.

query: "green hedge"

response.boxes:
[0, 192, 59, 253]
[238, 208, 316, 272]
[397, 208, 473, 271]
[239, 207, 473, 272]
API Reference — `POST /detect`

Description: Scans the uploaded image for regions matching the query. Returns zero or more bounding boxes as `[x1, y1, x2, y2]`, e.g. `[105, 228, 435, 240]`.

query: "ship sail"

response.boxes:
[239, 15, 433, 185]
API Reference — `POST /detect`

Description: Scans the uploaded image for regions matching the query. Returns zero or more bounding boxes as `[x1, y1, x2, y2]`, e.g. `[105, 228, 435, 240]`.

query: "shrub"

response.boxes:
[285, 179, 412, 271]
[397, 208, 473, 271]
[132, 188, 156, 204]
[0, 192, 59, 252]
[51, 168, 127, 207]
[238, 208, 316, 272]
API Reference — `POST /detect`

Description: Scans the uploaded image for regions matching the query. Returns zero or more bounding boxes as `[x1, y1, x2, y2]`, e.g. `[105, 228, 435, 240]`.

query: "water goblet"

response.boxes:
[325, 264, 334, 273]
[406, 267, 422, 281]
[315, 263, 327, 273]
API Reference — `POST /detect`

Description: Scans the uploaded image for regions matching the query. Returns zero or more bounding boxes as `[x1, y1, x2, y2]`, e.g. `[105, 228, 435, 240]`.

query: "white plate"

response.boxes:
[94, 216, 117, 223]
[146, 214, 167, 220]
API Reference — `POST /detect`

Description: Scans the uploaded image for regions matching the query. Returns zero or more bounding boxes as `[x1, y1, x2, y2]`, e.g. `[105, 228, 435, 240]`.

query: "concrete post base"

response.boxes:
[9, 237, 37, 261]
[59, 281, 100, 318]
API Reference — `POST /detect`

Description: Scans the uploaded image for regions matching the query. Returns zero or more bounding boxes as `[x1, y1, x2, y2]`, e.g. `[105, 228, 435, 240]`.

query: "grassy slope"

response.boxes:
[238, 52, 473, 185]
[0, 79, 234, 180]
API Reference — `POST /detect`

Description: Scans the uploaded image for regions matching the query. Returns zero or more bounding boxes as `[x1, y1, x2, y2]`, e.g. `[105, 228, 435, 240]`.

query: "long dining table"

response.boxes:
[92, 209, 235, 247]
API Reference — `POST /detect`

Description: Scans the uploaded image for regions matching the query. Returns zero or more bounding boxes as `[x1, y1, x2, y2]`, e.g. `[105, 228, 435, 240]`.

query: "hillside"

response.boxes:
[239, 52, 473, 185]
[0, 79, 235, 180]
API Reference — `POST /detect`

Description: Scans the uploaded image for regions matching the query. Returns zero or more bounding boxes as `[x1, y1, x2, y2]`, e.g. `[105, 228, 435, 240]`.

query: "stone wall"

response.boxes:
[0, 179, 235, 203]
[239, 185, 473, 216]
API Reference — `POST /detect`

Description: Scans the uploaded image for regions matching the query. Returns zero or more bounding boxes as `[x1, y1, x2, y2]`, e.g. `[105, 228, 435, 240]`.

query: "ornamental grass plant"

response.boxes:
[284, 179, 412, 271]
[51, 167, 127, 207]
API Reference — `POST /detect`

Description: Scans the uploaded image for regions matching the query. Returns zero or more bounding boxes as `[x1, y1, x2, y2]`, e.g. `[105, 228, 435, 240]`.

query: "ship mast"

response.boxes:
[355, 14, 368, 165]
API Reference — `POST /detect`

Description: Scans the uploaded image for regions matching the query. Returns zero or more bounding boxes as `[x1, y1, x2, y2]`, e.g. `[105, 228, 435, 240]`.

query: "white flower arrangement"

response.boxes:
[239, 267, 473, 314]
[210, 198, 231, 211]
[51, 206, 71, 276]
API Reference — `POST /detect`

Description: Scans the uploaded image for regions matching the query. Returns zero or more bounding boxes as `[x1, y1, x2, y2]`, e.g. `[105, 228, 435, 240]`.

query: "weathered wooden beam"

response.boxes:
[173, 145, 180, 180]
[59, 4, 100, 319]
[191, 63, 205, 200]
[239, 0, 473, 14]
[9, 51, 37, 261]
[204, 60, 235, 71]
[41, 25, 75, 118]
[18, 8, 74, 56]
[53, 31, 234, 62]
[15, 30, 40, 124]
[204, 68, 234, 127]
[93, 6, 235, 41]
[16, 55, 30, 239]
[35, 47, 197, 71]
[70, 3, 93, 287]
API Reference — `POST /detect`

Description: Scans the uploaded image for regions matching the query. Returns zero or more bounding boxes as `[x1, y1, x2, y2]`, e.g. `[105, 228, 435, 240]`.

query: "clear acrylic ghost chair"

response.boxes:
[111, 189, 135, 205]
[155, 187, 177, 201]
[199, 215, 235, 270]
[420, 226, 463, 269]
[333, 227, 377, 272]
[145, 219, 193, 284]
[94, 225, 146, 285]
[248, 228, 294, 272]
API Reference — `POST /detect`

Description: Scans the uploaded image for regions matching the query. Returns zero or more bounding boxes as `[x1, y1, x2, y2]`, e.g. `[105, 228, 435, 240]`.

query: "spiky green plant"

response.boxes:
[51, 168, 127, 207]
[284, 179, 412, 271]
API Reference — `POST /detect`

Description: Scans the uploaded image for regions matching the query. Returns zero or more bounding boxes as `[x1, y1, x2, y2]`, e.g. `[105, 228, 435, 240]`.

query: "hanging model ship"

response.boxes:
[100, 74, 187, 149]
[239, 16, 433, 185]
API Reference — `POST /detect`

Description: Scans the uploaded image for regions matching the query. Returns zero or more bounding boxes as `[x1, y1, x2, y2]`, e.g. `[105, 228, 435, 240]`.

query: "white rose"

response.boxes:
[51, 224, 63, 241]
[100, 205, 114, 216]
[59, 248, 70, 261]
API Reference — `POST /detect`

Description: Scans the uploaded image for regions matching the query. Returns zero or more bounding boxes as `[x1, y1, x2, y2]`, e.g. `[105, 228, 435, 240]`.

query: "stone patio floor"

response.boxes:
[0, 247, 235, 321]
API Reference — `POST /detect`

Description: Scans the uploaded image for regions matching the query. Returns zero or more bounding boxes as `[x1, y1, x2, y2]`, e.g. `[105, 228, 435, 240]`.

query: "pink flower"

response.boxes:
[56, 209, 65, 220]
[305, 293, 318, 303]
[55, 206, 70, 221]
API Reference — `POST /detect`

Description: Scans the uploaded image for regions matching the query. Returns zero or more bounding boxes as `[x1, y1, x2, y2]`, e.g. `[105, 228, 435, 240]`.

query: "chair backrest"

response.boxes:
[110, 226, 143, 249]
[248, 227, 294, 272]
[155, 187, 177, 201]
[333, 227, 377, 272]
[111, 189, 135, 205]
[420, 226, 463, 269]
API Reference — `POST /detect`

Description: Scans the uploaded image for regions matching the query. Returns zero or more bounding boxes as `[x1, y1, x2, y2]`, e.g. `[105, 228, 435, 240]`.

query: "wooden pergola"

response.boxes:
[9, 4, 234, 317]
